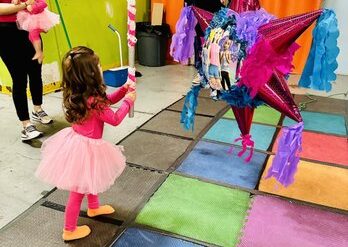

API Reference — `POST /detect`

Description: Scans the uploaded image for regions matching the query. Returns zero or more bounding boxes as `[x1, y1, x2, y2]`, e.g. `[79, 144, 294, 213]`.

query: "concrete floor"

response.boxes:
[0, 64, 347, 230]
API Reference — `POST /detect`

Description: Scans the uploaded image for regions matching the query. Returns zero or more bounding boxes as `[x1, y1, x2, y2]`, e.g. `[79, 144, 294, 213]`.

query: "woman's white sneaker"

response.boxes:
[32, 110, 53, 124]
[21, 124, 42, 141]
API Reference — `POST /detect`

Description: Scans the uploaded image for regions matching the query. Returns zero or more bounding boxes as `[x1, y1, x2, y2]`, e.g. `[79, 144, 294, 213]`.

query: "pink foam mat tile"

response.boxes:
[238, 196, 348, 247]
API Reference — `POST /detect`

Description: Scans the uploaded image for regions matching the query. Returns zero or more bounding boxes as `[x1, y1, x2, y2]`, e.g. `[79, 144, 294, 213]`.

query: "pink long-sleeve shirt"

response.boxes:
[72, 86, 133, 139]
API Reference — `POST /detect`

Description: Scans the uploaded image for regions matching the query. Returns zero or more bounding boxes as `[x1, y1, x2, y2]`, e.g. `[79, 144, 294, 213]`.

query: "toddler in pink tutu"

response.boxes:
[35, 46, 136, 241]
[13, 0, 59, 63]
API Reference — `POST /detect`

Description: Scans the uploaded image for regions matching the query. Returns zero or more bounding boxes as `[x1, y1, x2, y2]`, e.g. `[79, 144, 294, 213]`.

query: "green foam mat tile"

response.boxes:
[224, 105, 281, 126]
[136, 174, 250, 247]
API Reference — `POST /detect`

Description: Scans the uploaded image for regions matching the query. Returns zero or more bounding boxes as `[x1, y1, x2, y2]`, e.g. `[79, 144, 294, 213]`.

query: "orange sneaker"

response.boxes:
[87, 205, 115, 217]
[62, 225, 91, 241]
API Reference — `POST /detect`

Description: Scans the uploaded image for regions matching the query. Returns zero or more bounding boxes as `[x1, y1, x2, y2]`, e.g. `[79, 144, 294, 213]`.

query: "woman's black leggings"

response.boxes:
[0, 23, 43, 121]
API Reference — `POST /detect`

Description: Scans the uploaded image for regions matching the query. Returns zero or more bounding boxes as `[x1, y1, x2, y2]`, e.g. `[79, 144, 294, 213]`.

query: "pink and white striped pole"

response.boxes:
[127, 0, 136, 118]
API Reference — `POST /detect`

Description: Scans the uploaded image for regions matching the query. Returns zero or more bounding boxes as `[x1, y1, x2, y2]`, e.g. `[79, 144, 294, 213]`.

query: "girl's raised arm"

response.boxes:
[97, 98, 133, 126]
[107, 85, 128, 105]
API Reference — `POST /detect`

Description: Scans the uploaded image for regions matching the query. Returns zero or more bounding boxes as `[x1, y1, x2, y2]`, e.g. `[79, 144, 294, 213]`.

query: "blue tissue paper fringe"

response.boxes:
[299, 9, 340, 92]
[181, 85, 202, 130]
[220, 85, 264, 108]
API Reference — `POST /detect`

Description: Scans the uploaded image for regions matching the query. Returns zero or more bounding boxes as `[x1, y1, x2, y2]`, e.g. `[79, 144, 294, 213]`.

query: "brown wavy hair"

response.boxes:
[62, 46, 110, 123]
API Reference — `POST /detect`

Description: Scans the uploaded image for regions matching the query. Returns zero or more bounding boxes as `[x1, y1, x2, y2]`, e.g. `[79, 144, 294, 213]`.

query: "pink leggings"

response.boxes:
[64, 191, 100, 231]
[28, 29, 43, 43]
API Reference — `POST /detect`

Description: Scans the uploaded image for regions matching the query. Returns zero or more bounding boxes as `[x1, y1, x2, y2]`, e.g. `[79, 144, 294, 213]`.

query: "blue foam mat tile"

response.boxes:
[113, 227, 202, 247]
[203, 119, 277, 151]
[283, 111, 347, 136]
[177, 141, 267, 189]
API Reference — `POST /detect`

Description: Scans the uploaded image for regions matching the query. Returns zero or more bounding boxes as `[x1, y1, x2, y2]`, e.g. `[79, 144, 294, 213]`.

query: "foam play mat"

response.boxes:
[46, 166, 166, 221]
[0, 206, 119, 247]
[127, 93, 347, 247]
[2, 92, 347, 247]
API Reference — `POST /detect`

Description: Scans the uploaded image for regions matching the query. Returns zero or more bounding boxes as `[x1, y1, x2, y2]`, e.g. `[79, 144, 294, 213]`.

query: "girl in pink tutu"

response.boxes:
[13, 0, 59, 63]
[36, 46, 136, 241]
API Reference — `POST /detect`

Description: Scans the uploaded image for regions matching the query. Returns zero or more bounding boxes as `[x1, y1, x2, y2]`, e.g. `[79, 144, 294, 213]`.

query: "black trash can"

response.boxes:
[136, 22, 171, 67]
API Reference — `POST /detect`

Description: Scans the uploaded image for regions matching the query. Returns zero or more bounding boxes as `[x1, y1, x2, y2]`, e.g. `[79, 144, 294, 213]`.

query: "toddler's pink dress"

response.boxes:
[36, 87, 132, 195]
[16, 0, 59, 34]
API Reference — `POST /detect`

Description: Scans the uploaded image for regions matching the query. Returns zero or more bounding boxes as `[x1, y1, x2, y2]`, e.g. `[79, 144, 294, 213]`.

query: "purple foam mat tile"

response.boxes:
[238, 196, 348, 247]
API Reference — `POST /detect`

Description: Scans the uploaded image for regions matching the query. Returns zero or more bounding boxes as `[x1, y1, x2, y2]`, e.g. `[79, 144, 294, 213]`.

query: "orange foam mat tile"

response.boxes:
[259, 156, 348, 211]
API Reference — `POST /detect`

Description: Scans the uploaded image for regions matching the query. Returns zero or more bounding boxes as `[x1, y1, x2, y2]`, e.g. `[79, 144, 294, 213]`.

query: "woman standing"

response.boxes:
[0, 0, 52, 141]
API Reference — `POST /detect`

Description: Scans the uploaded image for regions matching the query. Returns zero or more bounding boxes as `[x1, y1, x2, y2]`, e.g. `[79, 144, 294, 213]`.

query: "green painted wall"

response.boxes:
[0, 0, 150, 87]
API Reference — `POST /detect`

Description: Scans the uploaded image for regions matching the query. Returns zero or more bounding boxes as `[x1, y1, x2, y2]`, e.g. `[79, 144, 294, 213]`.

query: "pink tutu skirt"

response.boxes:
[17, 9, 60, 32]
[36, 128, 126, 194]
